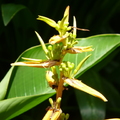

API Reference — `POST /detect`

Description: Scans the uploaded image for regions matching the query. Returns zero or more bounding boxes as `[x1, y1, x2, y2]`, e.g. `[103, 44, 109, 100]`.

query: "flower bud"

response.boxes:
[48, 45, 53, 51]
[65, 113, 70, 120]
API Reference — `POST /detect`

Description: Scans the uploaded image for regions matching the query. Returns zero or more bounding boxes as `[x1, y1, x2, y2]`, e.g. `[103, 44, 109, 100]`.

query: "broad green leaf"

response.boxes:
[7, 46, 55, 98]
[0, 67, 13, 100]
[0, 93, 54, 120]
[64, 34, 120, 78]
[75, 71, 106, 120]
[1, 34, 120, 119]
[1, 3, 26, 26]
[0, 46, 55, 119]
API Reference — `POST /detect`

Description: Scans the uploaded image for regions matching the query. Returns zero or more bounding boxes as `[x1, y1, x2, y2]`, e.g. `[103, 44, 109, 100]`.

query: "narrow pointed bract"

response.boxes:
[35, 31, 48, 55]
[11, 60, 60, 68]
[63, 6, 69, 23]
[73, 16, 77, 38]
[66, 46, 93, 54]
[37, 15, 57, 28]
[71, 54, 91, 77]
[22, 57, 45, 62]
[64, 78, 108, 102]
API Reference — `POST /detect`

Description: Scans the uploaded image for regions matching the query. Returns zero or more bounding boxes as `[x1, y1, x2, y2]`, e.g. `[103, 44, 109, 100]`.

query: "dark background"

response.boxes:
[0, 0, 120, 119]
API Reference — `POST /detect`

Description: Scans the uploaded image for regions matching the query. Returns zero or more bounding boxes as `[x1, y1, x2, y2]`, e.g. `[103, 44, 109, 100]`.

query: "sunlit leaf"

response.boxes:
[1, 34, 120, 119]
[64, 34, 120, 77]
[0, 67, 13, 100]
[0, 93, 54, 120]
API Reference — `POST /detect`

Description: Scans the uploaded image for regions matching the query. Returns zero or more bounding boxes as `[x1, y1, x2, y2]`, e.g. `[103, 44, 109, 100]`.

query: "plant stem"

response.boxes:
[56, 72, 64, 108]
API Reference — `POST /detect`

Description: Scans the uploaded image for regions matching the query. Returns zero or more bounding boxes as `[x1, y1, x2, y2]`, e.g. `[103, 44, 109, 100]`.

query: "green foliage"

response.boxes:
[0, 34, 120, 119]
[1, 4, 26, 26]
[0, 0, 120, 120]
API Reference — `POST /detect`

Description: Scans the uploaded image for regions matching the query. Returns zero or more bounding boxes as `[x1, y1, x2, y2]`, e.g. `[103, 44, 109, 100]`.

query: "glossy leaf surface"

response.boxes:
[0, 34, 120, 119]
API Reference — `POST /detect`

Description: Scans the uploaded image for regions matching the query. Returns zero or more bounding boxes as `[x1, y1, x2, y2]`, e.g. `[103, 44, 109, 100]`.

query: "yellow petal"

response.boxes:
[64, 78, 108, 102]
[11, 60, 60, 68]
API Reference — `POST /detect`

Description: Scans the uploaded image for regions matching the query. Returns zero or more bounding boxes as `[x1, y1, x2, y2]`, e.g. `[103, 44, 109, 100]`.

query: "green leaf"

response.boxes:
[1, 3, 26, 26]
[75, 71, 106, 120]
[0, 46, 55, 119]
[64, 34, 120, 77]
[7, 46, 55, 98]
[1, 34, 120, 119]
[0, 93, 54, 120]
[0, 67, 14, 100]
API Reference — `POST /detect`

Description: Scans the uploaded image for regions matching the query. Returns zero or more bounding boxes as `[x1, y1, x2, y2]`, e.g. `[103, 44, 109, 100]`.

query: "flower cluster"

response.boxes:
[11, 6, 107, 120]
